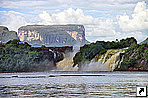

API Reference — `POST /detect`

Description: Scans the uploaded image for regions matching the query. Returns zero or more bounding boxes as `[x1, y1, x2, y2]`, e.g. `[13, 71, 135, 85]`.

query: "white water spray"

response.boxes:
[80, 48, 127, 71]
[56, 45, 80, 71]
[80, 61, 110, 71]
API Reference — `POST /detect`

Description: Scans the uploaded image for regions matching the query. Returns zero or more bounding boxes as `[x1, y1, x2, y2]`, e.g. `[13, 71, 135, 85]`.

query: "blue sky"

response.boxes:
[0, 0, 148, 43]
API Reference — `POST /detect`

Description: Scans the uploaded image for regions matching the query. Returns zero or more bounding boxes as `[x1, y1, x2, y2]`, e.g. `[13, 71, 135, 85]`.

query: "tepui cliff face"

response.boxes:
[18, 25, 88, 46]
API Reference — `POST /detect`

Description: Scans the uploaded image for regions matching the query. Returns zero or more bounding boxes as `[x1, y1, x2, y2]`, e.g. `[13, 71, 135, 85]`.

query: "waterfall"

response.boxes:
[56, 46, 127, 71]
[103, 52, 121, 71]
[96, 49, 126, 71]
[56, 46, 79, 71]
[80, 48, 127, 71]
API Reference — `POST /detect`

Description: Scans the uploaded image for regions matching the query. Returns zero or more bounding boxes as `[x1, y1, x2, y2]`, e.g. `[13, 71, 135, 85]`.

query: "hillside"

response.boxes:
[0, 26, 18, 42]
[0, 39, 64, 72]
[116, 44, 148, 71]
[73, 37, 148, 71]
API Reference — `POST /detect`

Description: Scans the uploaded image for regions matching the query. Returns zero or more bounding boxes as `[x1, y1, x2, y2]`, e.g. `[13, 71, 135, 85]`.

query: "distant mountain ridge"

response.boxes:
[0, 26, 18, 42]
[18, 25, 89, 47]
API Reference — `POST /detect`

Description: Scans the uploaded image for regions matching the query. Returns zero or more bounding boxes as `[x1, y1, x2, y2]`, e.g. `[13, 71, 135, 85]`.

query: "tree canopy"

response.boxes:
[0, 39, 49, 71]
[73, 37, 137, 66]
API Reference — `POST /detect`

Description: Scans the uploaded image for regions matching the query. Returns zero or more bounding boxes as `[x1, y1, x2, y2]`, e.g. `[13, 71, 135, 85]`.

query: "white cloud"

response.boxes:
[0, 0, 141, 11]
[118, 1, 148, 31]
[0, 0, 143, 21]
[90, 31, 147, 43]
[85, 19, 116, 37]
[0, 7, 147, 43]
[0, 0, 70, 9]
[38, 8, 118, 42]
[0, 11, 7, 13]
[39, 8, 96, 25]
[0, 10, 41, 31]
[1, 11, 27, 31]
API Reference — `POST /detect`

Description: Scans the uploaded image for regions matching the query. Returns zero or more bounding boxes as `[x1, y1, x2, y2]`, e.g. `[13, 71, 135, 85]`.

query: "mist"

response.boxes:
[79, 60, 110, 71]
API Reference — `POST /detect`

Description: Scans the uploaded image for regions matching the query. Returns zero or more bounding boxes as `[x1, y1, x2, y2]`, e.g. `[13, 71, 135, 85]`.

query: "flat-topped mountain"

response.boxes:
[0, 26, 18, 42]
[18, 25, 89, 46]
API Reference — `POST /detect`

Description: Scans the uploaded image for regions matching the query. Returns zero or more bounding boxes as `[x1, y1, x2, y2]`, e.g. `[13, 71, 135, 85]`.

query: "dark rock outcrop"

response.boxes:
[18, 25, 89, 47]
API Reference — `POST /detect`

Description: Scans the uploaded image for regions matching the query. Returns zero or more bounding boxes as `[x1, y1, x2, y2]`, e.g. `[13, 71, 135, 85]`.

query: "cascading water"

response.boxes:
[103, 52, 122, 71]
[56, 46, 127, 71]
[56, 46, 79, 71]
[80, 48, 127, 71]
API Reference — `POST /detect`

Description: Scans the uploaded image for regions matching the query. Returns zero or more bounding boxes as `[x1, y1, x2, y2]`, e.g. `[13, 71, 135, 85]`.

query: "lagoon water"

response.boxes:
[0, 71, 148, 97]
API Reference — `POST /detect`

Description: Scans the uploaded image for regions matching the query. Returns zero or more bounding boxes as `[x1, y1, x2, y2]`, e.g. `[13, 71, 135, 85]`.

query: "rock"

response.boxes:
[0, 26, 18, 42]
[18, 25, 89, 47]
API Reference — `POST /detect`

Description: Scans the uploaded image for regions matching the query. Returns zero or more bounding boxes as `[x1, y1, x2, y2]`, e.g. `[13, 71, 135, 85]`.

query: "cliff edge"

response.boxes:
[18, 25, 89, 47]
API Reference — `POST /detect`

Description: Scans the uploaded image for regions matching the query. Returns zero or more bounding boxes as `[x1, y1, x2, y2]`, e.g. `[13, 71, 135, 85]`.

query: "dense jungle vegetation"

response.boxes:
[73, 37, 148, 70]
[119, 43, 148, 70]
[73, 37, 137, 66]
[0, 39, 54, 71]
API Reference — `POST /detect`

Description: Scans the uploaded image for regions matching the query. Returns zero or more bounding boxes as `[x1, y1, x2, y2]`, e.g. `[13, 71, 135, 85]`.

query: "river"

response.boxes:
[0, 71, 148, 97]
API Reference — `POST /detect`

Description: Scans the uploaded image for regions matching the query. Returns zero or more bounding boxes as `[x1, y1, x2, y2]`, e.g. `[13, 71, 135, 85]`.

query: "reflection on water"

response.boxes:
[0, 71, 148, 97]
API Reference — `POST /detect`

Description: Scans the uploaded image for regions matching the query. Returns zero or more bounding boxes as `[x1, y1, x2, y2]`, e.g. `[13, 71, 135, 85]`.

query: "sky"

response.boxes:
[0, 0, 148, 43]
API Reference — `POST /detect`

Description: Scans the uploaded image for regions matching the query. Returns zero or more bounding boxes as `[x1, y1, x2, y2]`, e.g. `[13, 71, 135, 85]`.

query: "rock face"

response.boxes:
[18, 25, 88, 46]
[0, 26, 18, 42]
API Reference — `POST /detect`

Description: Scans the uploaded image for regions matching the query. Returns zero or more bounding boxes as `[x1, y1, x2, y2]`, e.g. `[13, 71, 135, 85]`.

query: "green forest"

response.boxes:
[73, 37, 137, 66]
[0, 39, 54, 72]
[119, 44, 148, 70]
[73, 37, 148, 70]
[0, 37, 147, 72]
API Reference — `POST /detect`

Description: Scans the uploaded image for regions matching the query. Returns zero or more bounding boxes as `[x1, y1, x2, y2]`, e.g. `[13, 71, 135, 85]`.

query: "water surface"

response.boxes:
[0, 71, 148, 97]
